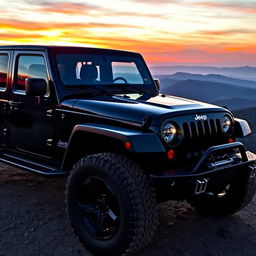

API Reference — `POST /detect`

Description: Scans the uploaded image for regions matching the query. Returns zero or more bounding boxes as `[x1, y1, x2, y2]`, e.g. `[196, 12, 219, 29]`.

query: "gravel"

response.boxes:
[0, 164, 256, 256]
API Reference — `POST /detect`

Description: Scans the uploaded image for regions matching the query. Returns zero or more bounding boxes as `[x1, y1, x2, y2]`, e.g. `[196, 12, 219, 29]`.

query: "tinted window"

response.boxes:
[0, 54, 8, 89]
[15, 55, 47, 91]
[112, 62, 143, 84]
[56, 54, 152, 86]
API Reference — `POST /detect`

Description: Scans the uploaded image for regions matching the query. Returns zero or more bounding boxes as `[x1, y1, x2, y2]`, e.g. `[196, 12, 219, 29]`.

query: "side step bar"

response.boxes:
[0, 152, 67, 176]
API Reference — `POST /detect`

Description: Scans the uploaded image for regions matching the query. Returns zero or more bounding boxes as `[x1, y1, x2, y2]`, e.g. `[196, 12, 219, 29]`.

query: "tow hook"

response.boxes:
[195, 178, 209, 195]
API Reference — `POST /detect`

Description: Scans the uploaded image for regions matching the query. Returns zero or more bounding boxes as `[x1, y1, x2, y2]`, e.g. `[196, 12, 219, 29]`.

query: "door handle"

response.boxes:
[8, 101, 22, 106]
[8, 100, 22, 110]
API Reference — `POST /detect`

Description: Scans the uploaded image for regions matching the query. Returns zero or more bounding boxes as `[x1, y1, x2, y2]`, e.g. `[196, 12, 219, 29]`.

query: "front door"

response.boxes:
[0, 51, 11, 148]
[7, 51, 54, 158]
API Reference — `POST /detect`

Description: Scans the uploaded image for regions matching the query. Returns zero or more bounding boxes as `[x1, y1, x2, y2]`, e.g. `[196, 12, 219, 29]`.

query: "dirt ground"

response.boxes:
[0, 163, 256, 256]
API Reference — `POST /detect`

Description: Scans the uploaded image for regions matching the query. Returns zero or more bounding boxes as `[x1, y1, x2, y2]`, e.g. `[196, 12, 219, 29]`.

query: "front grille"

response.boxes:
[182, 119, 222, 143]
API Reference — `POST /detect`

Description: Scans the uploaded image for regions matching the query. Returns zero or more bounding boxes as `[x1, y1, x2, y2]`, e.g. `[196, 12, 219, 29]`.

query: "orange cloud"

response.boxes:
[1, 1, 256, 66]
[198, 29, 256, 36]
[0, 18, 141, 33]
[223, 46, 256, 54]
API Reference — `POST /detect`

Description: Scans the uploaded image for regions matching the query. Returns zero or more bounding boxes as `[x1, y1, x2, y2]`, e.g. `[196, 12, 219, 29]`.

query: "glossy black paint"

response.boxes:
[0, 45, 251, 180]
[0, 50, 12, 147]
[71, 94, 227, 126]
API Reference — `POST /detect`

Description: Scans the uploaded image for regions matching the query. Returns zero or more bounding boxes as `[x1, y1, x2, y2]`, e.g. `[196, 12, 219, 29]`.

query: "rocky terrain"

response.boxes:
[0, 163, 256, 256]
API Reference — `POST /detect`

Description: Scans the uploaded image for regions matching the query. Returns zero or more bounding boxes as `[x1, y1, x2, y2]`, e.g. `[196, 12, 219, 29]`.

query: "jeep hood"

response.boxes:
[61, 94, 228, 126]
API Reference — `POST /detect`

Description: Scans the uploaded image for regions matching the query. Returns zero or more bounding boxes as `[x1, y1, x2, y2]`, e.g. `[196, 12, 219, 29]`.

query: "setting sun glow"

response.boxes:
[1, 0, 256, 66]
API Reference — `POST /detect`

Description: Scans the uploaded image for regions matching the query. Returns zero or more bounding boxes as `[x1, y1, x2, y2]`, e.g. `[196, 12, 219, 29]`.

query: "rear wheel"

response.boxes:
[190, 168, 256, 216]
[66, 153, 158, 256]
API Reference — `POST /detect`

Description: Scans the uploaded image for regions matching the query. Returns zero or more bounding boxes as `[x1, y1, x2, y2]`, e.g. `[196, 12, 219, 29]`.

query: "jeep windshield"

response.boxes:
[55, 52, 157, 95]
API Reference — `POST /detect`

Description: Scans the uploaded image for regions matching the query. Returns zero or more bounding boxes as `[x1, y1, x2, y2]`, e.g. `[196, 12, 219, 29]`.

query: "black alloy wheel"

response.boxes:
[77, 176, 120, 241]
[66, 153, 158, 256]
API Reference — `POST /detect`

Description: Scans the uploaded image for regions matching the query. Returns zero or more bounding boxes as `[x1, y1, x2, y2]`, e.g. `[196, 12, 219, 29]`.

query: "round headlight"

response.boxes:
[162, 123, 177, 143]
[222, 115, 232, 133]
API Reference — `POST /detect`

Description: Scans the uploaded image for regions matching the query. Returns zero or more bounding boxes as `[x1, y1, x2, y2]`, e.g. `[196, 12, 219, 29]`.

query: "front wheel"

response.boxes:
[66, 153, 158, 256]
[189, 167, 256, 216]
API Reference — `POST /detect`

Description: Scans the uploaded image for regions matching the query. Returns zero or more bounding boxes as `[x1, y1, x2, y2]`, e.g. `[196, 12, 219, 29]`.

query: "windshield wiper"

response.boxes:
[108, 84, 146, 95]
[66, 85, 111, 96]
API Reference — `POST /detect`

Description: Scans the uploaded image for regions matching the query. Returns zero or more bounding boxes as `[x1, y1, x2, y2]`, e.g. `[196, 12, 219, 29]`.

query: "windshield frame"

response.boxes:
[50, 47, 158, 99]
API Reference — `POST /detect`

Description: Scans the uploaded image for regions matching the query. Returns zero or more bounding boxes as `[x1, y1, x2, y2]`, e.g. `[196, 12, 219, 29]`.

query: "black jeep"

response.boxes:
[0, 45, 255, 256]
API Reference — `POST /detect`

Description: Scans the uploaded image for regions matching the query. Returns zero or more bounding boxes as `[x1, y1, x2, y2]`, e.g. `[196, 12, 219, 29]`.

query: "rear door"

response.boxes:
[0, 50, 11, 148]
[7, 50, 55, 158]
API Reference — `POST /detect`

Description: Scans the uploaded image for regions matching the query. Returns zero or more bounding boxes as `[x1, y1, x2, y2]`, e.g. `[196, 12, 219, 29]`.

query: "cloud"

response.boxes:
[196, 1, 256, 13]
[37, 2, 94, 15]
[1, 0, 255, 66]
[129, 0, 178, 3]
[33, 1, 102, 15]
[0, 19, 80, 31]
[36, 1, 164, 18]
[0, 17, 148, 49]
[198, 29, 256, 36]
[0, 18, 141, 31]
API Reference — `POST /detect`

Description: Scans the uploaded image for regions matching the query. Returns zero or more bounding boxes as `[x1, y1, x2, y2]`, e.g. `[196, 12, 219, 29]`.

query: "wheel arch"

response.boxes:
[61, 124, 165, 172]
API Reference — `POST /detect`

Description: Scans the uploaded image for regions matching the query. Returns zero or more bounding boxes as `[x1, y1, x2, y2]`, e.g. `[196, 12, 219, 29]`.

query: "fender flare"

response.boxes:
[61, 123, 165, 170]
[234, 118, 251, 137]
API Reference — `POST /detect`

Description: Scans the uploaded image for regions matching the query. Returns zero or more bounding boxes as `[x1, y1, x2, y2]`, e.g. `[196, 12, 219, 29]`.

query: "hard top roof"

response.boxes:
[0, 45, 140, 56]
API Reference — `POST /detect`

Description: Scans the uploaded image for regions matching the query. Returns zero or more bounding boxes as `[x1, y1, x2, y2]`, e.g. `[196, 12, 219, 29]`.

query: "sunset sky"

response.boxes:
[1, 0, 256, 66]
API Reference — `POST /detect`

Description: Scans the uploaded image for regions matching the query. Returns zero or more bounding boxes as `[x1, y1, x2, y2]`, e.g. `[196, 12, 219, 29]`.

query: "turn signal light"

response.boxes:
[124, 141, 132, 150]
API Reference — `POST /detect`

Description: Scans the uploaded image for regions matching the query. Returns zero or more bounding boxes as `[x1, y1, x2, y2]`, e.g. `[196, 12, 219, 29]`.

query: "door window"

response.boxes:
[15, 55, 47, 91]
[0, 54, 8, 90]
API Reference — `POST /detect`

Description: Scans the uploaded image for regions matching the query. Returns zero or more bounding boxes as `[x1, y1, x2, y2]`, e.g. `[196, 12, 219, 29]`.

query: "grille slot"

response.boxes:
[183, 119, 222, 143]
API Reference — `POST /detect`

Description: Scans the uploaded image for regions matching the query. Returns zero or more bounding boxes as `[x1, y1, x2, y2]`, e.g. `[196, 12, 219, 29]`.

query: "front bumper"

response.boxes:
[150, 142, 256, 200]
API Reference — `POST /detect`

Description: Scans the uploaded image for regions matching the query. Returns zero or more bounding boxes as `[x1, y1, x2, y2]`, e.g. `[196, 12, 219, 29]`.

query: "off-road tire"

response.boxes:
[190, 168, 256, 216]
[66, 153, 158, 256]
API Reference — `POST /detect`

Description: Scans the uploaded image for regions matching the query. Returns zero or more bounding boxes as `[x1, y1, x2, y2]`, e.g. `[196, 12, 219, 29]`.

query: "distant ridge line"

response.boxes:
[149, 66, 256, 81]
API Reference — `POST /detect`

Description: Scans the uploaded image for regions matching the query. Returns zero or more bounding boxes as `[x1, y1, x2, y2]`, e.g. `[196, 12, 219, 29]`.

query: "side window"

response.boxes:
[15, 55, 47, 91]
[0, 54, 8, 89]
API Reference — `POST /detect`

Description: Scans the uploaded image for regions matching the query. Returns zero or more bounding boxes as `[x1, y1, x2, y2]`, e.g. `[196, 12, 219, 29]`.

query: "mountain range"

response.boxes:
[156, 72, 256, 110]
[150, 66, 256, 81]
[156, 72, 256, 89]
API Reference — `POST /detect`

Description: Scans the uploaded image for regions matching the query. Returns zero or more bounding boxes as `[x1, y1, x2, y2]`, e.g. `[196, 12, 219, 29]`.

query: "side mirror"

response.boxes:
[153, 78, 160, 91]
[25, 78, 47, 96]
